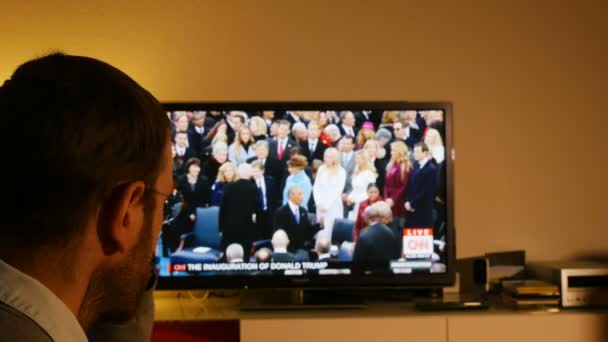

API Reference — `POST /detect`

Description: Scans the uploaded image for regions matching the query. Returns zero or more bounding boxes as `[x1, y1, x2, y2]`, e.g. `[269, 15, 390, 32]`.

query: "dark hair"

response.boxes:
[0, 53, 169, 248]
[205, 120, 226, 140]
[185, 158, 202, 173]
[341, 135, 355, 144]
[339, 110, 354, 120]
[277, 119, 291, 128]
[366, 183, 379, 191]
[174, 130, 188, 143]
[289, 145, 304, 156]
[287, 155, 308, 169]
[255, 247, 272, 263]
[415, 142, 430, 153]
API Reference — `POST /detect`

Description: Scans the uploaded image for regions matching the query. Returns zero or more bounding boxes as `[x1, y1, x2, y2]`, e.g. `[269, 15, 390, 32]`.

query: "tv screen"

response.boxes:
[155, 102, 454, 289]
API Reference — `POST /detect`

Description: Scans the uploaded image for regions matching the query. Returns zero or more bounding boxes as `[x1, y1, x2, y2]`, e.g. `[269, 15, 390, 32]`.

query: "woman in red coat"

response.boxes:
[383, 141, 412, 219]
[353, 183, 383, 242]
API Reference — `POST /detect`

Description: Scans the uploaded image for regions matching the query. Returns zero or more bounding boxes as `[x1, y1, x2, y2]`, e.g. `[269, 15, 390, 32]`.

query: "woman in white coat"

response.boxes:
[346, 150, 377, 220]
[313, 147, 346, 239]
[424, 128, 445, 164]
[228, 127, 255, 167]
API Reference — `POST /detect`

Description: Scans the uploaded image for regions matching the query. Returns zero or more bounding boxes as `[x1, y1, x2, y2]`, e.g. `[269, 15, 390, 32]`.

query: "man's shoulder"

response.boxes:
[276, 204, 291, 214]
[420, 162, 437, 174]
[265, 157, 281, 166]
[358, 226, 375, 240]
[0, 302, 53, 342]
[273, 252, 296, 261]
[376, 223, 398, 240]
[362, 223, 390, 236]
[234, 179, 255, 189]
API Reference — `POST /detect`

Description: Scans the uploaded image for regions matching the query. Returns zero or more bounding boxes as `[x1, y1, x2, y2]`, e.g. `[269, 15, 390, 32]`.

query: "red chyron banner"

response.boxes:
[402, 228, 434, 259]
[171, 263, 186, 272]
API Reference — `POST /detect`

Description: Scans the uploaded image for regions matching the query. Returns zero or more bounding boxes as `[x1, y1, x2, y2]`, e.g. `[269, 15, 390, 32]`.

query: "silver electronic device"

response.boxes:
[528, 261, 608, 308]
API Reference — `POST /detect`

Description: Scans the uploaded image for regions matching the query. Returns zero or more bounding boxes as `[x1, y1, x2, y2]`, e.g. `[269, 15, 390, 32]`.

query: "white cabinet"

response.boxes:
[240, 312, 608, 342]
[241, 316, 446, 342]
[448, 313, 608, 342]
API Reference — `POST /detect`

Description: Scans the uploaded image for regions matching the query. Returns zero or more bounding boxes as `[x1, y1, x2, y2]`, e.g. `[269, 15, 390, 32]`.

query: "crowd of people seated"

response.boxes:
[160, 109, 447, 266]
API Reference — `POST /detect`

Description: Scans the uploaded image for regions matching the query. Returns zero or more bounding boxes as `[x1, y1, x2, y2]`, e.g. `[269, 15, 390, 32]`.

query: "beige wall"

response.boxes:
[1, 1, 606, 260]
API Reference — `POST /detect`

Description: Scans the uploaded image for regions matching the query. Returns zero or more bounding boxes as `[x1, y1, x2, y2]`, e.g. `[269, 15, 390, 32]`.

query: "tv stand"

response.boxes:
[239, 288, 439, 311]
[154, 290, 608, 342]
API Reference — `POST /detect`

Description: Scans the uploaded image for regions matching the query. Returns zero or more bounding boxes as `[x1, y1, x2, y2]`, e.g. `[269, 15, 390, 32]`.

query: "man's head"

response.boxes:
[271, 229, 290, 250]
[338, 135, 355, 153]
[269, 121, 279, 137]
[226, 243, 244, 263]
[175, 113, 189, 131]
[0, 53, 172, 327]
[250, 160, 265, 179]
[340, 111, 355, 128]
[262, 111, 274, 120]
[307, 121, 321, 140]
[372, 201, 393, 224]
[237, 163, 253, 180]
[230, 112, 246, 132]
[363, 204, 380, 224]
[287, 185, 304, 206]
[413, 142, 430, 162]
[292, 122, 308, 142]
[192, 111, 206, 128]
[254, 140, 269, 159]
[324, 124, 341, 142]
[277, 120, 291, 139]
[315, 237, 331, 256]
[393, 121, 405, 139]
[174, 131, 188, 148]
[255, 247, 272, 263]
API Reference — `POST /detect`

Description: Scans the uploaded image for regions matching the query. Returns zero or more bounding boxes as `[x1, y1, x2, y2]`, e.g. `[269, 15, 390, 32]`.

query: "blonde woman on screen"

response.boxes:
[424, 128, 445, 164]
[228, 127, 255, 167]
[346, 150, 377, 220]
[313, 148, 346, 239]
[249, 116, 268, 142]
[383, 140, 412, 219]
[211, 162, 239, 206]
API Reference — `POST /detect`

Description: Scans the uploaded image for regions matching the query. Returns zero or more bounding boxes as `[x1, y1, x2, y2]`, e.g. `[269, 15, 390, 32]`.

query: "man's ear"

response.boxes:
[97, 181, 146, 256]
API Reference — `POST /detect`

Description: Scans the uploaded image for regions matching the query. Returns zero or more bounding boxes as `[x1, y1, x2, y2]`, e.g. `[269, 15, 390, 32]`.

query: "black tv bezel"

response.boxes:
[157, 101, 455, 290]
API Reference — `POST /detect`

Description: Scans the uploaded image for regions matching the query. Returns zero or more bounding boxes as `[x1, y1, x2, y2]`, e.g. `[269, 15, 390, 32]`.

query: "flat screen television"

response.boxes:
[155, 102, 455, 290]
